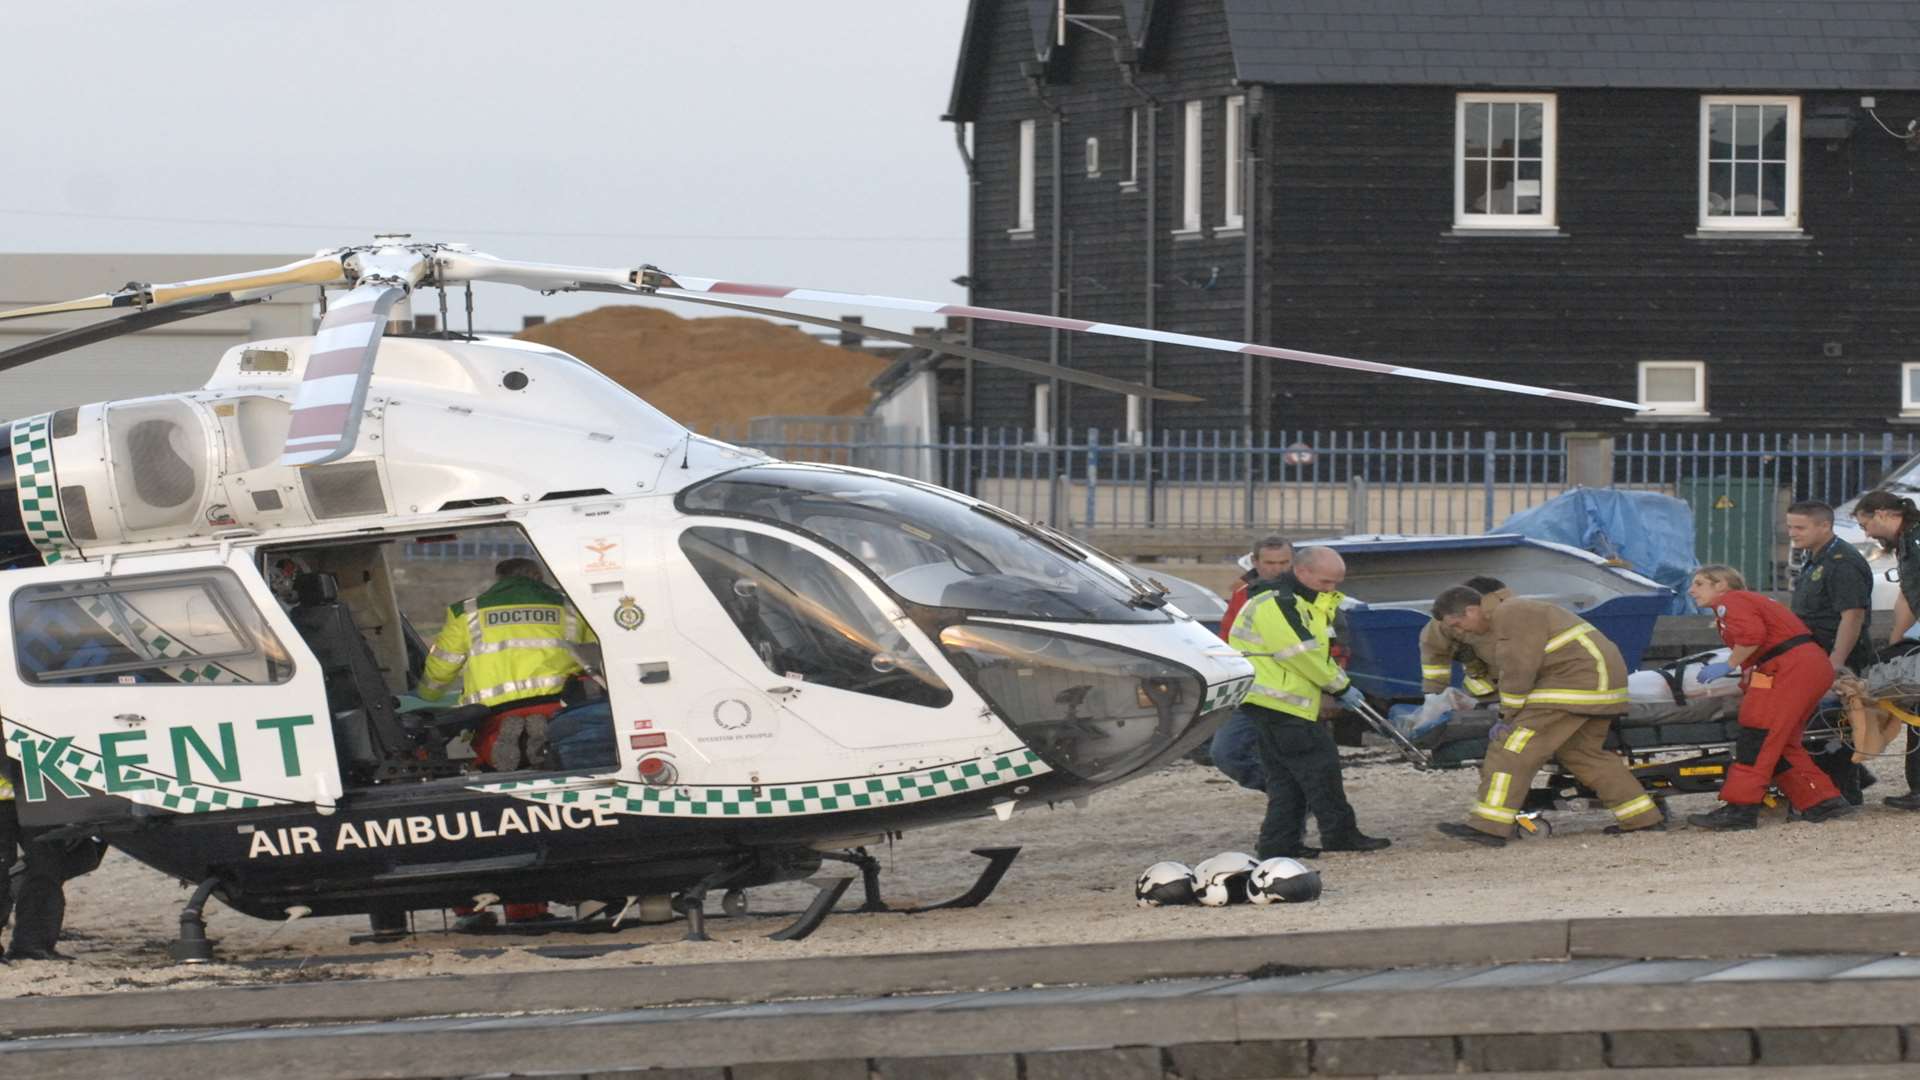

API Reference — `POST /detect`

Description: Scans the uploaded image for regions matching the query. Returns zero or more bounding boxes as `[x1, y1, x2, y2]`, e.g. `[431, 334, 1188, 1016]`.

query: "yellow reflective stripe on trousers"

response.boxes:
[1502, 726, 1535, 754]
[1611, 794, 1657, 821]
[1471, 802, 1518, 823]
[1482, 771, 1512, 809]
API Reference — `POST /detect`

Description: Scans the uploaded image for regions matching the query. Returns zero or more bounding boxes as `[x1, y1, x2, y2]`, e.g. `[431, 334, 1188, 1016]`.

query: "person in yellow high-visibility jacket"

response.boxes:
[1228, 546, 1390, 860]
[1430, 585, 1661, 847]
[419, 557, 599, 930]
[419, 557, 600, 769]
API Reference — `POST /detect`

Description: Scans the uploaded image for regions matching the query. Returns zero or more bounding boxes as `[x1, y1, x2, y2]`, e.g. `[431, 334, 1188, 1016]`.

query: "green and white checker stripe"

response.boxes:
[11, 414, 71, 565]
[1201, 676, 1255, 714]
[79, 596, 248, 685]
[472, 748, 1050, 818]
[5, 726, 281, 814]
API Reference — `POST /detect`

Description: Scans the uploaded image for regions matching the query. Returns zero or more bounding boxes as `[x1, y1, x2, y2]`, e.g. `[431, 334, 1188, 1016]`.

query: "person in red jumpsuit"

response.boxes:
[1686, 564, 1855, 830]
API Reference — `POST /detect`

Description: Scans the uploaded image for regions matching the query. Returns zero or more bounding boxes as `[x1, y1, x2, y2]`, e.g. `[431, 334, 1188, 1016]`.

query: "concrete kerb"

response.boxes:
[4, 978, 1919, 1080]
[2, 913, 1916, 1041]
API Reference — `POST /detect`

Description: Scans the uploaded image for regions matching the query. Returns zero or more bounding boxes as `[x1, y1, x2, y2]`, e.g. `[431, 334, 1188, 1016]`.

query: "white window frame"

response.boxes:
[1637, 361, 1708, 416]
[1902, 363, 1920, 415]
[1121, 106, 1140, 190]
[1222, 95, 1246, 230]
[1698, 95, 1800, 231]
[1176, 99, 1204, 235]
[1012, 119, 1036, 237]
[1454, 92, 1557, 229]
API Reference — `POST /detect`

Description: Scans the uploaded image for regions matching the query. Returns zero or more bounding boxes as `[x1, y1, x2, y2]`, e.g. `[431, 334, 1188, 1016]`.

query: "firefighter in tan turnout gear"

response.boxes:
[1429, 585, 1662, 847]
[1418, 575, 1509, 699]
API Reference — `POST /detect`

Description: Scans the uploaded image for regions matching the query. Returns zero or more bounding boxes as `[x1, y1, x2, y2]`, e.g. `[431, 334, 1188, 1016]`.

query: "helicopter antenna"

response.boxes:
[437, 284, 450, 339]
[680, 429, 692, 470]
[464, 279, 475, 340]
[317, 286, 328, 318]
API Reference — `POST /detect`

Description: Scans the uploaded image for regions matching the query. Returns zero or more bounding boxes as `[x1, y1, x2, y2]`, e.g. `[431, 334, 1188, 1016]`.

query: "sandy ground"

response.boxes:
[3, 748, 1916, 999]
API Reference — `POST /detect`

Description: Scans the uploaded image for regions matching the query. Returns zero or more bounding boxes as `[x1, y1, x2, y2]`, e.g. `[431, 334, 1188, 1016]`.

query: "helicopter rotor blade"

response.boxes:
[583, 286, 1202, 404]
[0, 294, 260, 376]
[639, 272, 1646, 412]
[279, 283, 404, 467]
[0, 254, 347, 325]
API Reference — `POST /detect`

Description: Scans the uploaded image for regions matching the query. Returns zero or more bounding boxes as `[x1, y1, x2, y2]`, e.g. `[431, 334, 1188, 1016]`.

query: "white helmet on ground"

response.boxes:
[1192, 852, 1260, 906]
[1134, 861, 1198, 907]
[1248, 857, 1323, 905]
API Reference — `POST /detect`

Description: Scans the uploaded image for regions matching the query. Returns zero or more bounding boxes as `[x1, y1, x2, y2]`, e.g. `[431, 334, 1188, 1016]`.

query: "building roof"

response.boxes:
[1222, 0, 1920, 89]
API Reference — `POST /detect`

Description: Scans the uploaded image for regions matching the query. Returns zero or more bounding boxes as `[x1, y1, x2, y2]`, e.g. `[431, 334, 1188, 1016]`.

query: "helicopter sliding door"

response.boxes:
[673, 523, 995, 756]
[0, 548, 339, 827]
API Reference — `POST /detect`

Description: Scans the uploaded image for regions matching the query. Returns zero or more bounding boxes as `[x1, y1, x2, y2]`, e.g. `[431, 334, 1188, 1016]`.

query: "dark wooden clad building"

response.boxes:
[944, 0, 1920, 436]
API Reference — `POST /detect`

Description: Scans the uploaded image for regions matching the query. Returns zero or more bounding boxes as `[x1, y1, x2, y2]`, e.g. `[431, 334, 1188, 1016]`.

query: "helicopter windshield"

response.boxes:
[679, 465, 1166, 623]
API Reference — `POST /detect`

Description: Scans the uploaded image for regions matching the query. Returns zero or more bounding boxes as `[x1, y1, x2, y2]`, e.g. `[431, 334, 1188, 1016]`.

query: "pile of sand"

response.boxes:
[516, 307, 888, 437]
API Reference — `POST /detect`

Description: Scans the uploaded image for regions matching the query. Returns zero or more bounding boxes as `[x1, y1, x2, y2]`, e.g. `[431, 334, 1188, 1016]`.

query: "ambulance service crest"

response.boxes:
[613, 596, 645, 631]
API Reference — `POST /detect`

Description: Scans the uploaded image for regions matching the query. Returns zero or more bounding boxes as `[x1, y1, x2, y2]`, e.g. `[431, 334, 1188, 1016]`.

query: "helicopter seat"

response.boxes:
[288, 572, 413, 781]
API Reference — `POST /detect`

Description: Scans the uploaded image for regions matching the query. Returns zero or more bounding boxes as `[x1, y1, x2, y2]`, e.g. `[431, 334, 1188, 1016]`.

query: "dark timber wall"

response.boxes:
[958, 0, 1920, 435]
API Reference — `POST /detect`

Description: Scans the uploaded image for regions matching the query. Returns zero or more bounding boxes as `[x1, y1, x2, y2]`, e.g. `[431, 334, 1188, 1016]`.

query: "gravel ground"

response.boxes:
[3, 749, 1914, 998]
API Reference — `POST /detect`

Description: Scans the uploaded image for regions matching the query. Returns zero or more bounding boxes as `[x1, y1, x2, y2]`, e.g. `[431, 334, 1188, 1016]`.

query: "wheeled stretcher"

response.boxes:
[1369, 649, 1920, 811]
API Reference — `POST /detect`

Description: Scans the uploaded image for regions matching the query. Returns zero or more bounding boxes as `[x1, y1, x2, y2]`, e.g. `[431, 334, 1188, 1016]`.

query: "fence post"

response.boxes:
[1482, 430, 1497, 531]
[1084, 427, 1100, 535]
[1047, 433, 1063, 527]
[1346, 475, 1370, 534]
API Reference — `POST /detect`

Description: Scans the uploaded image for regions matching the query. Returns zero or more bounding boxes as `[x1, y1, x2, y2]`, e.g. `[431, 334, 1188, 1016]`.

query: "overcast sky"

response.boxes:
[0, 1, 971, 331]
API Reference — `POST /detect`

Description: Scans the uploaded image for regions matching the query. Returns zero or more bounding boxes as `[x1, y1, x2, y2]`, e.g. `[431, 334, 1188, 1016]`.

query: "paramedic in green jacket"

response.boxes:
[1227, 546, 1391, 860]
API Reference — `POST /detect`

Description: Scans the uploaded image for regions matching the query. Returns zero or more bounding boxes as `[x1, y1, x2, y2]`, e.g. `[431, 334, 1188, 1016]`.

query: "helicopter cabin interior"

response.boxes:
[253, 524, 617, 791]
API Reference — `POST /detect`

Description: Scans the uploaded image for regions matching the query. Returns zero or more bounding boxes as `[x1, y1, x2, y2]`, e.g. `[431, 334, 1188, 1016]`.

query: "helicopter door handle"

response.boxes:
[114, 713, 147, 726]
[766, 686, 799, 697]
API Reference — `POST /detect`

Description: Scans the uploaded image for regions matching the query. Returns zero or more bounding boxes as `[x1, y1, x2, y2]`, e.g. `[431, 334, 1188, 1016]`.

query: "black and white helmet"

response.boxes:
[1248, 856, 1323, 905]
[1134, 861, 1198, 907]
[1192, 852, 1260, 906]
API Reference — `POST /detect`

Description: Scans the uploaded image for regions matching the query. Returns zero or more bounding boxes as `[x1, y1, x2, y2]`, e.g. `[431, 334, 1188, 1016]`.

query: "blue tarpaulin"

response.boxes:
[1497, 489, 1700, 614]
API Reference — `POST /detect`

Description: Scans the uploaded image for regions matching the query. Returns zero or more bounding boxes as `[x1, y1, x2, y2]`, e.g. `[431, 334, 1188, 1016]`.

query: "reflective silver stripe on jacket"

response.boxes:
[469, 636, 574, 657]
[1268, 638, 1319, 661]
[461, 673, 576, 707]
[1250, 682, 1314, 710]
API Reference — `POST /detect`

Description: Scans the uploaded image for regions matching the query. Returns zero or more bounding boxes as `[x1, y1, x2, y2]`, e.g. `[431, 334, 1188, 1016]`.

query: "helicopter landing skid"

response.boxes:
[819, 845, 1022, 914]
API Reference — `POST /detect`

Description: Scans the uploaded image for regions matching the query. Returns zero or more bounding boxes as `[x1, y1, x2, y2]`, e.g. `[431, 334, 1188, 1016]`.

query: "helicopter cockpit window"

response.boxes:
[12, 570, 294, 686]
[679, 465, 1166, 623]
[679, 527, 952, 708]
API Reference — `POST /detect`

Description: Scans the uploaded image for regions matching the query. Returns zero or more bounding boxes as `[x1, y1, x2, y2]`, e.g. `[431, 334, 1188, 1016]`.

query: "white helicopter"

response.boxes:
[0, 238, 1639, 957]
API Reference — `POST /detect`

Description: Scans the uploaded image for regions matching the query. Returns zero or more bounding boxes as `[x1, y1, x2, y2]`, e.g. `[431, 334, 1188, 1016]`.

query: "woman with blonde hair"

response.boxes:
[1685, 564, 1853, 830]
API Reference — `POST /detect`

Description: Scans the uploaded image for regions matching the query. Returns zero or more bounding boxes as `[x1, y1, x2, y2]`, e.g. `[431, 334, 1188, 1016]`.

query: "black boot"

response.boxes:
[1800, 797, 1856, 824]
[1687, 802, 1760, 830]
[1885, 792, 1920, 811]
[1435, 821, 1507, 848]
[1319, 832, 1391, 853]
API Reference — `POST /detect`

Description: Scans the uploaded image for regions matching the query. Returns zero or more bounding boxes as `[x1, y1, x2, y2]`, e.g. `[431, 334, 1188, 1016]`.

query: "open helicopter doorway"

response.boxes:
[258, 523, 616, 793]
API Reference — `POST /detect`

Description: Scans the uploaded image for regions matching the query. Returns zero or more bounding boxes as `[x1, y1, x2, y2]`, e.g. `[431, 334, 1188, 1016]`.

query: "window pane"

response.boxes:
[1708, 105, 1732, 160]
[1492, 102, 1517, 155]
[1516, 159, 1542, 212]
[1646, 367, 1697, 403]
[1762, 105, 1788, 159]
[1760, 162, 1786, 215]
[1464, 160, 1488, 213]
[1707, 162, 1732, 216]
[14, 571, 293, 686]
[1464, 102, 1489, 157]
[1908, 368, 1920, 408]
[680, 527, 953, 708]
[1518, 103, 1543, 158]
[1734, 105, 1760, 159]
[1737, 162, 1761, 214]
[1489, 161, 1515, 214]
